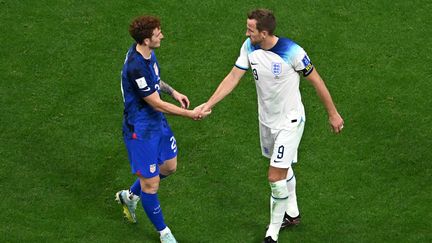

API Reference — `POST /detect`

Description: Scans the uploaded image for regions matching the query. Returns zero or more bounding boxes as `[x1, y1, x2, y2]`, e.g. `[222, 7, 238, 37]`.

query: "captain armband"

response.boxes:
[302, 63, 314, 76]
[300, 55, 314, 76]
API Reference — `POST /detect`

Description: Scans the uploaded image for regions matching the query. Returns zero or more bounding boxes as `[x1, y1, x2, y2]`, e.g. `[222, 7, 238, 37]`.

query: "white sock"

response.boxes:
[286, 168, 299, 217]
[159, 226, 171, 236]
[266, 179, 289, 241]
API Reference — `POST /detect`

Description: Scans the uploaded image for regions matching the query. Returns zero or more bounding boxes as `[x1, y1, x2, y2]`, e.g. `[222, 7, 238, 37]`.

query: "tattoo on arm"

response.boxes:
[159, 80, 174, 96]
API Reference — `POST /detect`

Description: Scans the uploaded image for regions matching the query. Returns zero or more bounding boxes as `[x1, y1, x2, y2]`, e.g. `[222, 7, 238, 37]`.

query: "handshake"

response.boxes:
[190, 103, 212, 121]
[170, 90, 212, 121]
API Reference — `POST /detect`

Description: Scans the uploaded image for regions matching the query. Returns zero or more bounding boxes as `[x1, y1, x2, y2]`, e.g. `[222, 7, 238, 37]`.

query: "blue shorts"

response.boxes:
[124, 123, 177, 178]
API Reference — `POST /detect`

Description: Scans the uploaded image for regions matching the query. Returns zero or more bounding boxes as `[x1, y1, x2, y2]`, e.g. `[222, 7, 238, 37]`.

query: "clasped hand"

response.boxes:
[192, 103, 211, 120]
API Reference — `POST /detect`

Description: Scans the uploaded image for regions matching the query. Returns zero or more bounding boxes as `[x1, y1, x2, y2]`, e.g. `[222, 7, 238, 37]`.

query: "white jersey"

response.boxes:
[235, 37, 314, 130]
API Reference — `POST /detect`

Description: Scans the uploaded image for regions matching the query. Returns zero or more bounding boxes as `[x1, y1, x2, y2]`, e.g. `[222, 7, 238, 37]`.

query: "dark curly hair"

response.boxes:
[129, 16, 161, 44]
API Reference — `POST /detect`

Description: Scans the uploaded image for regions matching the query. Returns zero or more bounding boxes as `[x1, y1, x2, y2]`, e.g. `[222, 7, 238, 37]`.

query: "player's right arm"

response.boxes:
[201, 66, 246, 112]
[200, 39, 250, 114]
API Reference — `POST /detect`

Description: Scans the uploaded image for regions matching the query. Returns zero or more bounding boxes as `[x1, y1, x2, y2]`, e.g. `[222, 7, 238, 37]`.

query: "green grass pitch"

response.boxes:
[1, 0, 431, 242]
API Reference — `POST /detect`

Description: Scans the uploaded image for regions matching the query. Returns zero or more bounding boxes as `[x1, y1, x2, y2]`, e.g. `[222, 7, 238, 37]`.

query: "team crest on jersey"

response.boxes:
[271, 62, 282, 76]
[149, 164, 156, 173]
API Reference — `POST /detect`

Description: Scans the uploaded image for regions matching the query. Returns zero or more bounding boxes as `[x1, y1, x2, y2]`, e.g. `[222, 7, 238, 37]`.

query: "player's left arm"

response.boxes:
[160, 80, 190, 109]
[305, 68, 344, 133]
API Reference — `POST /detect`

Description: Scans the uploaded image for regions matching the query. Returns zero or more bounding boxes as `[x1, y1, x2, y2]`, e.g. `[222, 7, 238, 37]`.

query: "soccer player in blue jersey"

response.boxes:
[115, 16, 208, 243]
[197, 9, 344, 243]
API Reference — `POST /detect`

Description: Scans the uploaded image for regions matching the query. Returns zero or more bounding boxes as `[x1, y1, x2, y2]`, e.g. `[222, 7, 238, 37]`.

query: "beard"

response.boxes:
[249, 37, 261, 45]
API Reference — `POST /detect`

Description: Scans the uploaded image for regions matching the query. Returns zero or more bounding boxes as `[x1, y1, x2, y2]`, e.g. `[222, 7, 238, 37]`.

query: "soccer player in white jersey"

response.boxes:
[197, 9, 344, 243]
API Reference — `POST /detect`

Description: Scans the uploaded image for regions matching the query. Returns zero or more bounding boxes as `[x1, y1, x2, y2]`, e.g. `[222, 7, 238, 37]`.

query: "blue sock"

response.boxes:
[130, 179, 141, 196]
[140, 191, 166, 231]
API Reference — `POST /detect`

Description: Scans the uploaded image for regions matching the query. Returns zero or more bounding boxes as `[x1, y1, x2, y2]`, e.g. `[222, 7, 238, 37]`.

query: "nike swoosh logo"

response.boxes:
[273, 160, 283, 163]
[251, 62, 258, 65]
[142, 87, 151, 91]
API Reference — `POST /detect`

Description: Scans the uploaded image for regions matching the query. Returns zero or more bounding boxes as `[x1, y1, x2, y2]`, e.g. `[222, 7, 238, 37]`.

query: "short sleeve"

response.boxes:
[291, 47, 314, 77]
[129, 68, 157, 98]
[235, 40, 250, 70]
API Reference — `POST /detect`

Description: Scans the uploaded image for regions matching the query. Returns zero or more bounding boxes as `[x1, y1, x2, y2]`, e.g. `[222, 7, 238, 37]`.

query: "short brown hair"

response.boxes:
[247, 9, 276, 35]
[129, 16, 161, 44]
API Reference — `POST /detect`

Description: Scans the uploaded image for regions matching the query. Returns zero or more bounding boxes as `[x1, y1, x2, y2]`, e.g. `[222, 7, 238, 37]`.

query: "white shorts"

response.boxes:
[259, 121, 305, 168]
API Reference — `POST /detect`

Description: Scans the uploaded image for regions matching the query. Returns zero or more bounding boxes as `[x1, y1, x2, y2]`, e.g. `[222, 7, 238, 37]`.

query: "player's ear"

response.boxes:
[143, 38, 150, 46]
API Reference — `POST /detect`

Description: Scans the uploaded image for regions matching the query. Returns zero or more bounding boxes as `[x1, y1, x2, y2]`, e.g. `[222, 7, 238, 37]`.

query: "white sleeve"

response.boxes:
[234, 40, 250, 70]
[291, 46, 314, 76]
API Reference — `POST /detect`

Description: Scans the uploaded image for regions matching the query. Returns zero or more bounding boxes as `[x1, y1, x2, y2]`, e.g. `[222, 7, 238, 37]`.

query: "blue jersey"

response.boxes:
[121, 43, 165, 139]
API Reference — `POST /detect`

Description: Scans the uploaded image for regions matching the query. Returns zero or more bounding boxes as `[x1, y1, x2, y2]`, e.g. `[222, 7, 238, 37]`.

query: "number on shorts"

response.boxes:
[170, 136, 177, 153]
[276, 145, 284, 159]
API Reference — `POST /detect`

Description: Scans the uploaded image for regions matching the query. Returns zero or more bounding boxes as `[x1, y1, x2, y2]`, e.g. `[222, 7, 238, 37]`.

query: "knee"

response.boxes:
[140, 180, 160, 194]
[268, 174, 282, 183]
[161, 162, 177, 176]
[268, 167, 289, 183]
[163, 165, 177, 175]
[268, 172, 287, 183]
[160, 157, 177, 176]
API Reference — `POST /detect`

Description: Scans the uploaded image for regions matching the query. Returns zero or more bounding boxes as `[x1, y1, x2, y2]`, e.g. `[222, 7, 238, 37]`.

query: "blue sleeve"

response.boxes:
[128, 67, 157, 98]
